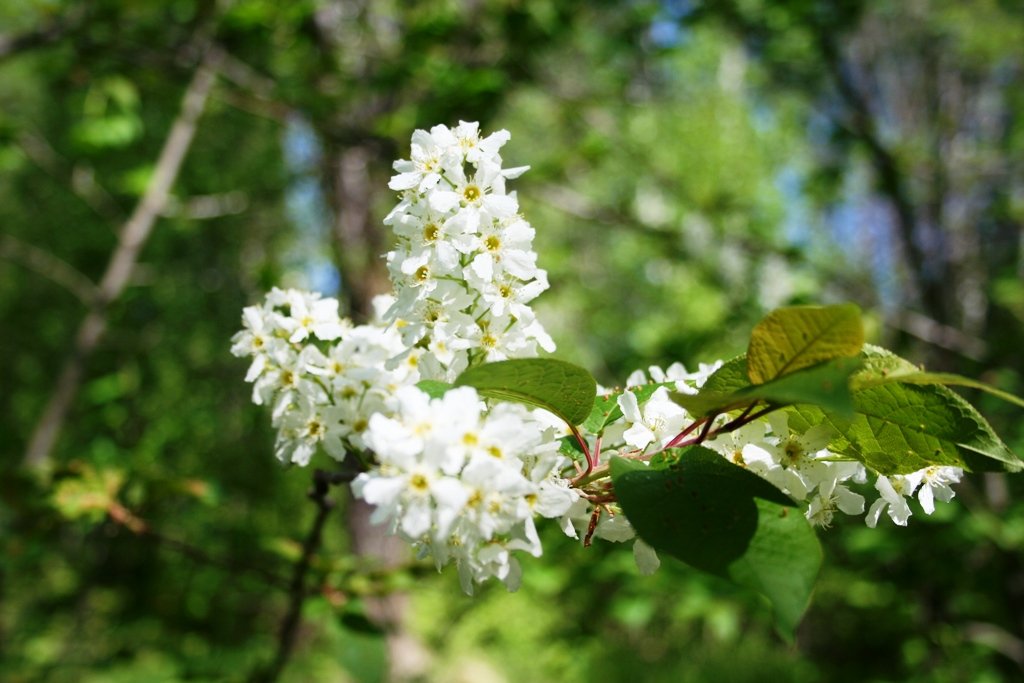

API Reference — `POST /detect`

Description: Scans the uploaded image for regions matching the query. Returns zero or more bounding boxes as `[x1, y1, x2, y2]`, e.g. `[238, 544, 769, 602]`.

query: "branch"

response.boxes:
[17, 131, 124, 225]
[161, 191, 249, 219]
[23, 48, 222, 470]
[249, 468, 350, 683]
[0, 5, 88, 63]
[0, 234, 99, 306]
[211, 44, 294, 122]
[107, 502, 292, 591]
[887, 308, 987, 361]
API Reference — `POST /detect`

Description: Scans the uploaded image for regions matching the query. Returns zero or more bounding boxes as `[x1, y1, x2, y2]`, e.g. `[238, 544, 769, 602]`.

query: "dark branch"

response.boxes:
[249, 468, 352, 683]
[107, 503, 292, 591]
[0, 5, 89, 63]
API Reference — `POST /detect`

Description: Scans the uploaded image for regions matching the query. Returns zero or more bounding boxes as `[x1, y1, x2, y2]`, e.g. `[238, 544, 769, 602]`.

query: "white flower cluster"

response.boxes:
[231, 124, 589, 594]
[382, 121, 554, 381]
[230, 288, 418, 466]
[704, 413, 869, 528]
[625, 360, 724, 395]
[353, 386, 578, 593]
[865, 465, 963, 527]
[704, 413, 963, 529]
[610, 363, 963, 530]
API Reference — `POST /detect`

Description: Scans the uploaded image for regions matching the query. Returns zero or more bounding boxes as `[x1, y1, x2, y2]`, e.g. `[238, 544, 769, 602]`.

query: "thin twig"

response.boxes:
[568, 424, 594, 484]
[250, 468, 351, 683]
[664, 415, 711, 449]
[0, 235, 99, 306]
[17, 131, 125, 225]
[0, 5, 88, 62]
[107, 502, 292, 591]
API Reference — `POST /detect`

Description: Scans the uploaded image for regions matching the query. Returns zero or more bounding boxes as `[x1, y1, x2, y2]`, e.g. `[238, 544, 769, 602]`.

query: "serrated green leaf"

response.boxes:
[885, 373, 1024, 409]
[611, 448, 821, 637]
[454, 358, 597, 426]
[803, 382, 1021, 475]
[415, 379, 453, 399]
[559, 435, 585, 459]
[940, 385, 1023, 473]
[747, 304, 863, 384]
[850, 344, 920, 388]
[826, 346, 1024, 474]
[854, 355, 1024, 410]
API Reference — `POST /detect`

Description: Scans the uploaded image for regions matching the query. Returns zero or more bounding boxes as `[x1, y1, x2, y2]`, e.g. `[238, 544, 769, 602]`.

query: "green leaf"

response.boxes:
[454, 358, 597, 426]
[673, 356, 860, 419]
[583, 382, 671, 434]
[830, 346, 1023, 474]
[747, 304, 863, 384]
[853, 355, 1024, 410]
[739, 357, 860, 417]
[415, 379, 453, 399]
[671, 356, 750, 417]
[886, 373, 1024, 409]
[52, 464, 125, 522]
[559, 435, 586, 459]
[611, 448, 821, 637]
[792, 382, 1022, 475]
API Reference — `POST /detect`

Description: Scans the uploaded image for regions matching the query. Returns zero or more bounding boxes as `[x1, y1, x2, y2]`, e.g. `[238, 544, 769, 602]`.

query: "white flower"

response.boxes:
[353, 385, 575, 594]
[382, 122, 554, 379]
[805, 474, 865, 528]
[388, 125, 455, 192]
[617, 386, 688, 451]
[916, 466, 963, 514]
[865, 473, 921, 527]
[276, 289, 347, 343]
[633, 539, 661, 575]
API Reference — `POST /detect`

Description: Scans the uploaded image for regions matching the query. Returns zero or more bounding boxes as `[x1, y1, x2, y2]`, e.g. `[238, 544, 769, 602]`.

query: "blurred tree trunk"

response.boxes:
[305, 0, 428, 674]
[322, 139, 429, 680]
[329, 145, 390, 322]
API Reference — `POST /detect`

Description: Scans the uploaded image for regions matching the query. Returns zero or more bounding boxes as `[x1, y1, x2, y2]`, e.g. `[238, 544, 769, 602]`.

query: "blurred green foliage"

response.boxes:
[2, 0, 1024, 681]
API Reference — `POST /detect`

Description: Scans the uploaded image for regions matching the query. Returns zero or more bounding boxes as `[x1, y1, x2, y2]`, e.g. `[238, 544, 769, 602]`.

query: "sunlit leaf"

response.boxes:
[454, 358, 597, 426]
[672, 356, 859, 418]
[747, 304, 863, 384]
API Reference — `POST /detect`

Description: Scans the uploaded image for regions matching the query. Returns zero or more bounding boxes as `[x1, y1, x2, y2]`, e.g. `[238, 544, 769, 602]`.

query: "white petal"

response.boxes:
[835, 486, 865, 515]
[633, 539, 661, 576]
[388, 171, 421, 190]
[918, 482, 935, 514]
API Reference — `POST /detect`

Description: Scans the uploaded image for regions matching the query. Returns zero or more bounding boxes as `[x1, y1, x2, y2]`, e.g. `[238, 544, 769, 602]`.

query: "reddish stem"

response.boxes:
[664, 415, 710, 449]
